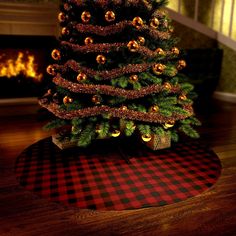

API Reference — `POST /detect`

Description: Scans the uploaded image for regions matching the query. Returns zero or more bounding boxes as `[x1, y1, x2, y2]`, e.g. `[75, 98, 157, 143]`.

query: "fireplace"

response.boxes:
[0, 35, 57, 99]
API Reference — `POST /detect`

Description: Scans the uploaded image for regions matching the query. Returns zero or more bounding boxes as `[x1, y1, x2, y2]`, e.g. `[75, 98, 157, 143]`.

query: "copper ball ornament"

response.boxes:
[179, 94, 187, 101]
[105, 10, 116, 22]
[61, 27, 70, 36]
[137, 36, 145, 45]
[81, 11, 91, 23]
[63, 96, 72, 105]
[150, 17, 160, 28]
[46, 65, 56, 75]
[51, 49, 61, 60]
[152, 63, 165, 75]
[149, 105, 159, 113]
[92, 95, 101, 105]
[142, 134, 152, 142]
[111, 130, 121, 138]
[164, 122, 175, 129]
[156, 48, 165, 55]
[132, 16, 144, 29]
[172, 47, 180, 55]
[163, 82, 172, 90]
[77, 73, 87, 82]
[127, 40, 139, 52]
[84, 37, 94, 45]
[120, 105, 128, 111]
[177, 60, 187, 70]
[129, 74, 138, 82]
[58, 12, 67, 22]
[96, 54, 106, 64]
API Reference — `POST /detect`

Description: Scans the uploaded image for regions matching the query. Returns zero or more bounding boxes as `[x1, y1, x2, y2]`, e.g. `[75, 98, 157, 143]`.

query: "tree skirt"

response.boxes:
[15, 137, 221, 211]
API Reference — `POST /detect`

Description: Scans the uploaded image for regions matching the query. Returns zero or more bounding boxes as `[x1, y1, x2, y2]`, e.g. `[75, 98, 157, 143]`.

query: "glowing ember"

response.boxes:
[0, 51, 43, 82]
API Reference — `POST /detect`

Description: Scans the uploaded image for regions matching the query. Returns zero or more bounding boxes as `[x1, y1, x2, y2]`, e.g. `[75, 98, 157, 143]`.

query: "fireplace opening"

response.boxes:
[0, 35, 57, 99]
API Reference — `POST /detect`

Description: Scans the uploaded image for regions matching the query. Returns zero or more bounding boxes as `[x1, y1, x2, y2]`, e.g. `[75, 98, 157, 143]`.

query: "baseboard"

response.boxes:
[213, 91, 236, 103]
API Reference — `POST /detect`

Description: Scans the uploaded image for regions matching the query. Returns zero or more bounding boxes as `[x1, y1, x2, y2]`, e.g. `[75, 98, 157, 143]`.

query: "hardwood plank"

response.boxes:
[0, 100, 236, 236]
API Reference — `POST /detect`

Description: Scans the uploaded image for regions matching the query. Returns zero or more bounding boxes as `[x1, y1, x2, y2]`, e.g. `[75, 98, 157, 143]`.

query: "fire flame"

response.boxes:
[0, 51, 43, 82]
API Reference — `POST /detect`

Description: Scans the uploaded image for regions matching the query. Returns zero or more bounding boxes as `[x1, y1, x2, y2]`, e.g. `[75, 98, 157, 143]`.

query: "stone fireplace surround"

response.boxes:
[0, 2, 58, 113]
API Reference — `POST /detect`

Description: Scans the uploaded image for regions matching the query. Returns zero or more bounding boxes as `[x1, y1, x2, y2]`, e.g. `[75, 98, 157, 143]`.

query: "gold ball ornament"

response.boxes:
[172, 47, 180, 55]
[156, 48, 165, 55]
[149, 105, 159, 113]
[127, 40, 139, 52]
[164, 122, 175, 129]
[137, 36, 145, 45]
[63, 96, 73, 105]
[58, 12, 67, 22]
[129, 74, 138, 82]
[96, 54, 106, 64]
[92, 95, 101, 105]
[132, 17, 144, 29]
[177, 60, 187, 70]
[77, 72, 87, 82]
[81, 11, 91, 23]
[84, 37, 93, 45]
[105, 10, 116, 22]
[142, 134, 152, 142]
[150, 17, 160, 28]
[111, 130, 121, 138]
[61, 27, 70, 36]
[152, 63, 165, 75]
[163, 82, 172, 90]
[46, 65, 56, 75]
[51, 49, 61, 60]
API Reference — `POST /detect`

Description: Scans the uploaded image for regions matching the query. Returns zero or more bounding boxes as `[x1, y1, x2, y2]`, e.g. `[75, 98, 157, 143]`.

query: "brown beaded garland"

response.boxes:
[96, 55, 106, 64]
[51, 49, 61, 61]
[105, 10, 116, 22]
[137, 36, 145, 45]
[46, 65, 56, 75]
[127, 40, 139, 52]
[132, 16, 144, 29]
[81, 11, 91, 23]
[150, 17, 160, 28]
[84, 37, 94, 45]
[152, 63, 165, 75]
[77, 73, 87, 82]
[177, 60, 187, 70]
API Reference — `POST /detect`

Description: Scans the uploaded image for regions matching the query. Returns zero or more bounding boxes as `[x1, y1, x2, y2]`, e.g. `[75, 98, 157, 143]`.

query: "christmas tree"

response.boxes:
[39, 0, 201, 150]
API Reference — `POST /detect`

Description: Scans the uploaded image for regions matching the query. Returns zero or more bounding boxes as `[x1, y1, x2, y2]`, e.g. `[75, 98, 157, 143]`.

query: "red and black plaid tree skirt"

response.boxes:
[15, 137, 221, 211]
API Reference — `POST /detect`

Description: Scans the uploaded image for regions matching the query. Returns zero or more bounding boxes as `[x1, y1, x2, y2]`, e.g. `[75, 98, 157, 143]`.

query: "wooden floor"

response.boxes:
[0, 99, 236, 236]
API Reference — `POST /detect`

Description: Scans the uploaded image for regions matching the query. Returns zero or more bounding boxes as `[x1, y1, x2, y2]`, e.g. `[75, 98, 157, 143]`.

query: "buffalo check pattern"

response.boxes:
[15, 137, 221, 211]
